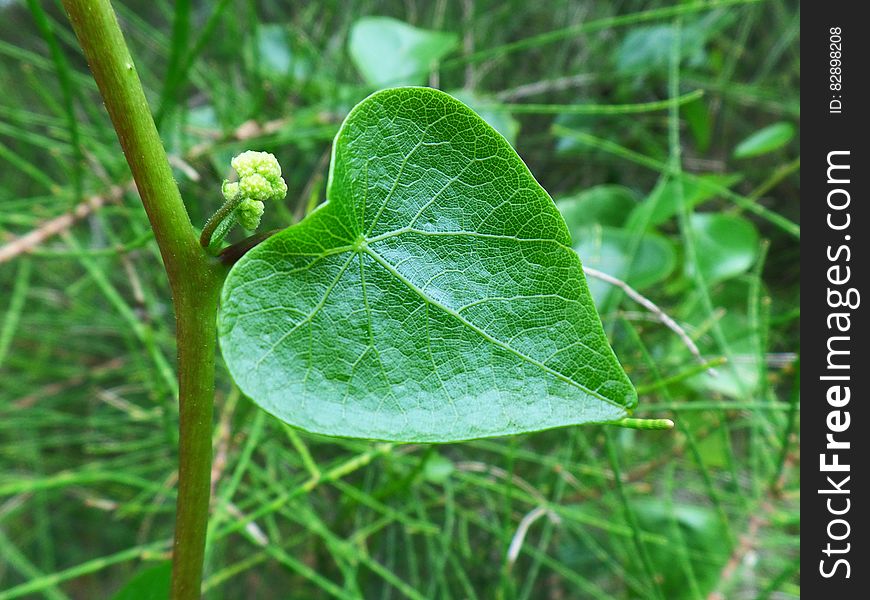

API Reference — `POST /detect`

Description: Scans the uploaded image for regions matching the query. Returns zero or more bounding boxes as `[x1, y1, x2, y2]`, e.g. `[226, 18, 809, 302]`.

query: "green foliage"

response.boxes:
[558, 185, 677, 304]
[733, 122, 796, 158]
[111, 562, 171, 600]
[686, 279, 764, 399]
[688, 212, 759, 284]
[448, 89, 521, 145]
[628, 174, 743, 230]
[422, 452, 454, 483]
[631, 500, 730, 598]
[348, 17, 458, 87]
[218, 88, 635, 441]
[575, 226, 676, 304]
[615, 11, 731, 77]
[249, 24, 308, 82]
[557, 185, 640, 229]
[0, 1, 800, 598]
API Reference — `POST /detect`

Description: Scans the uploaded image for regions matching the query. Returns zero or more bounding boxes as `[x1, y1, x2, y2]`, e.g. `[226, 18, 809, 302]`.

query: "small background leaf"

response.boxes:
[348, 17, 458, 87]
[573, 226, 676, 306]
[557, 185, 640, 230]
[627, 173, 743, 230]
[689, 213, 759, 284]
[733, 122, 796, 158]
[685, 279, 762, 399]
[631, 500, 730, 598]
[422, 452, 455, 483]
[111, 562, 171, 600]
[253, 24, 294, 78]
[558, 185, 675, 306]
[615, 11, 730, 77]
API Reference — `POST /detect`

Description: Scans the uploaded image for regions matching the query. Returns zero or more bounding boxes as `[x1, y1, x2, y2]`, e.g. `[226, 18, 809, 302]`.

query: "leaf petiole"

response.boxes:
[200, 195, 242, 251]
[614, 417, 675, 430]
[219, 229, 281, 266]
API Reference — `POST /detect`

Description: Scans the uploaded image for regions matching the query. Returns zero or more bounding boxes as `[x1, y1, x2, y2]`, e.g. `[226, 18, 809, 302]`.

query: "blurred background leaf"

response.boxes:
[348, 16, 458, 87]
[733, 121, 796, 158]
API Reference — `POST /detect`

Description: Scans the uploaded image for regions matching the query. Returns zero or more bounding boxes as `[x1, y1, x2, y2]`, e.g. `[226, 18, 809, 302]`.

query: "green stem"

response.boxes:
[172, 273, 223, 599]
[200, 195, 242, 249]
[61, 0, 201, 283]
[61, 1, 227, 598]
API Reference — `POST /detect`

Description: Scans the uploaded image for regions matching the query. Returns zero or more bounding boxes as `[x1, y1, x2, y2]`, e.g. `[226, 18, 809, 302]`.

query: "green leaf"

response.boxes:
[111, 562, 171, 600]
[218, 88, 636, 442]
[423, 452, 455, 483]
[348, 18, 458, 87]
[571, 226, 676, 306]
[689, 213, 759, 284]
[557, 185, 640, 229]
[254, 24, 292, 77]
[552, 109, 602, 155]
[685, 279, 762, 399]
[557, 184, 676, 307]
[632, 500, 729, 598]
[249, 24, 311, 82]
[733, 122, 796, 159]
[615, 11, 731, 77]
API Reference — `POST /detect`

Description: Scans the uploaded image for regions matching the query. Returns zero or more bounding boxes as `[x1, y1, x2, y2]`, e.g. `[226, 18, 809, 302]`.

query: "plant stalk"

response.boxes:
[172, 272, 223, 599]
[61, 1, 226, 598]
[61, 0, 202, 283]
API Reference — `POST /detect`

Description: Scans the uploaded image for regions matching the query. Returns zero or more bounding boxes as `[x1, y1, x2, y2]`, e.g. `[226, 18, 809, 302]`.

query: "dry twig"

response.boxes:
[0, 186, 125, 264]
[583, 265, 716, 376]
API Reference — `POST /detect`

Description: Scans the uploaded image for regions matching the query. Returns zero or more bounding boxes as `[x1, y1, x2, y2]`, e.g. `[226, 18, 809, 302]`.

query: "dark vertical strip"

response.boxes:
[804, 2, 868, 595]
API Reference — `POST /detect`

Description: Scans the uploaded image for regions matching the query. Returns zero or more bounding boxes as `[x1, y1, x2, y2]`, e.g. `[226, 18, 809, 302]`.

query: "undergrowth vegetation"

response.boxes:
[0, 0, 799, 598]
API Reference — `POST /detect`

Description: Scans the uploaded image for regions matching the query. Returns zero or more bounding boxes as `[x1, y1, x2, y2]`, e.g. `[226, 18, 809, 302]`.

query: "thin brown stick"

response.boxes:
[0, 186, 125, 264]
[583, 265, 716, 376]
[506, 506, 561, 570]
[495, 73, 595, 101]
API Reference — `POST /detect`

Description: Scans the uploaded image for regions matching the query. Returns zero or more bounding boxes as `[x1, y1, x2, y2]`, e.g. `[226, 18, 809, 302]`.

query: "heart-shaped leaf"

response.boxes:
[218, 88, 636, 442]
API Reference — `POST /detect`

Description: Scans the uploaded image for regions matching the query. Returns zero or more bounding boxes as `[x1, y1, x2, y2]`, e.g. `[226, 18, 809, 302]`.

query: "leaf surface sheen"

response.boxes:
[218, 88, 636, 442]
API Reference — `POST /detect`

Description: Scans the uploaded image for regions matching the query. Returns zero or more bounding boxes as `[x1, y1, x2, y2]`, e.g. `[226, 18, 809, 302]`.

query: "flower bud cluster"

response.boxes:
[223, 151, 287, 230]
